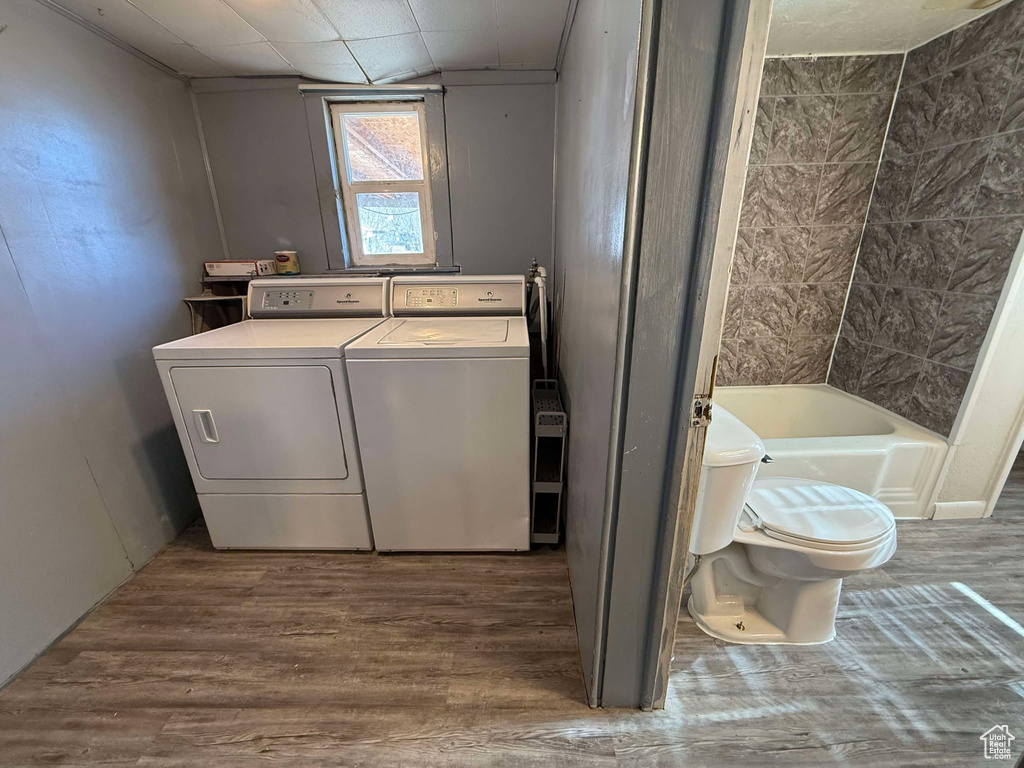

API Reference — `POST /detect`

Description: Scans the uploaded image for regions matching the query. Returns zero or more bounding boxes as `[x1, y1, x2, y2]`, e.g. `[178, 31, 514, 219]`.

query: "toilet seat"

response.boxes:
[742, 477, 895, 551]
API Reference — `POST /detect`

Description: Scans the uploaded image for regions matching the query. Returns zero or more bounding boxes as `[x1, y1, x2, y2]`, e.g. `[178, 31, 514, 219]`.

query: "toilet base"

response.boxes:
[687, 595, 836, 645]
[687, 543, 843, 645]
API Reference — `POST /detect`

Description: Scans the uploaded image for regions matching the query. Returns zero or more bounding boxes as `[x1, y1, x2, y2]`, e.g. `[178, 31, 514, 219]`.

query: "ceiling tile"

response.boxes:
[496, 0, 568, 68]
[408, 0, 496, 32]
[130, 0, 264, 46]
[155, 44, 235, 77]
[51, 0, 237, 77]
[421, 29, 498, 70]
[314, 0, 419, 40]
[374, 68, 435, 84]
[198, 42, 297, 74]
[221, 0, 339, 43]
[347, 33, 432, 82]
[295, 62, 368, 82]
[272, 41, 367, 82]
[51, 0, 186, 47]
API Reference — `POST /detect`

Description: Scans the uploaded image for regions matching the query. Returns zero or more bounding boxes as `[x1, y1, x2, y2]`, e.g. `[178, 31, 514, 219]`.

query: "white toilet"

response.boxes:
[687, 406, 897, 645]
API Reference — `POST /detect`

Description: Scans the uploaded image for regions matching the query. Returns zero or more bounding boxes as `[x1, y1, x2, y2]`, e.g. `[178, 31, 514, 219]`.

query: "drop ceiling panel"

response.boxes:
[346, 33, 434, 81]
[272, 41, 367, 82]
[130, 0, 264, 47]
[422, 29, 499, 70]
[156, 44, 235, 77]
[496, 0, 569, 68]
[221, 0, 339, 43]
[52, 0, 186, 48]
[408, 0, 497, 32]
[52, 0, 572, 80]
[51, 0, 236, 76]
[315, 0, 419, 40]
[199, 42, 296, 74]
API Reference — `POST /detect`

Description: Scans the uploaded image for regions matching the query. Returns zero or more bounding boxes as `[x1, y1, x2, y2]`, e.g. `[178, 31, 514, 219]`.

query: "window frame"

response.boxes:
[328, 101, 436, 267]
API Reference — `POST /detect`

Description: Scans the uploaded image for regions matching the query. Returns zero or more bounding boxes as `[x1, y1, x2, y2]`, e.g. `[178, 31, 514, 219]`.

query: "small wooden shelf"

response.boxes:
[183, 295, 248, 335]
[202, 274, 259, 283]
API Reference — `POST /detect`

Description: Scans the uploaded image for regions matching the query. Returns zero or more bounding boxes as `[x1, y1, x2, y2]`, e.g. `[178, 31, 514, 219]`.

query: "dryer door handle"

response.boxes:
[192, 409, 220, 444]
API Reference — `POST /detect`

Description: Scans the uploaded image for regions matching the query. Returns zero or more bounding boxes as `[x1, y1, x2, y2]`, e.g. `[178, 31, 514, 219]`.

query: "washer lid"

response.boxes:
[345, 316, 529, 359]
[745, 477, 895, 546]
[379, 318, 509, 345]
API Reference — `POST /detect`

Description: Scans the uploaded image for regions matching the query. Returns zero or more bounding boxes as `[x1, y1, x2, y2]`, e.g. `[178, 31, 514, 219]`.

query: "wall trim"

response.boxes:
[33, 0, 185, 81]
[556, 0, 581, 73]
[298, 82, 444, 96]
[190, 77, 304, 93]
[411, 70, 557, 86]
[590, 0, 660, 709]
[932, 500, 986, 520]
[189, 86, 231, 261]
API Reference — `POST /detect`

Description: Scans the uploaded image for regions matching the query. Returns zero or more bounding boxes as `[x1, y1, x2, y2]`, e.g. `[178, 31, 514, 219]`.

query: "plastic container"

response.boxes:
[274, 251, 300, 275]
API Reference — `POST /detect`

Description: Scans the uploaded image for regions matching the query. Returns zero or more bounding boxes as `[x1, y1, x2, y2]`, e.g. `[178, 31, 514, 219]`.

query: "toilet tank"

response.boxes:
[689, 404, 766, 555]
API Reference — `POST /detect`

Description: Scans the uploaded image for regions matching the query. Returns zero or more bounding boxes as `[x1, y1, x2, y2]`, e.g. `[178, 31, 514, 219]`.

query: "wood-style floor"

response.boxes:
[2, 459, 1022, 766]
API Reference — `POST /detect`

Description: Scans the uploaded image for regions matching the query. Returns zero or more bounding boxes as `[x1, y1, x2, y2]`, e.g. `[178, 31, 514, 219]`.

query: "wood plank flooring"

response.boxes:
[2, 457, 1022, 766]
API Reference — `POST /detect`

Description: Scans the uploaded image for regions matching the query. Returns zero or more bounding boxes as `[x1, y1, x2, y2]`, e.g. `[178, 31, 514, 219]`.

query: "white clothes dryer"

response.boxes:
[153, 277, 389, 550]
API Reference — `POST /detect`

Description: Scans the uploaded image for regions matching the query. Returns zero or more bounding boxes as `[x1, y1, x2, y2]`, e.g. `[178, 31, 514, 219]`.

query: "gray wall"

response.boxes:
[0, 0, 221, 683]
[445, 83, 555, 275]
[831, 0, 1024, 436]
[195, 79, 555, 276]
[719, 54, 901, 386]
[552, 0, 642, 700]
[195, 83, 327, 270]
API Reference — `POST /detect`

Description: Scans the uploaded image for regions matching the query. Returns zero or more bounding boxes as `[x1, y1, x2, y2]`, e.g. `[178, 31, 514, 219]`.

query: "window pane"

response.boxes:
[355, 192, 424, 255]
[342, 112, 424, 182]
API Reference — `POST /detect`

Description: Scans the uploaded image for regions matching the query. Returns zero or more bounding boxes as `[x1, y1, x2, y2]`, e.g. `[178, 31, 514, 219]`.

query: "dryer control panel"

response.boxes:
[248, 277, 389, 318]
[392, 275, 525, 316]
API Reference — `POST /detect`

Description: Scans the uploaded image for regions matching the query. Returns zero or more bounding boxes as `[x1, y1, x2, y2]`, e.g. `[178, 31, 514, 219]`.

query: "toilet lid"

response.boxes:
[745, 477, 895, 547]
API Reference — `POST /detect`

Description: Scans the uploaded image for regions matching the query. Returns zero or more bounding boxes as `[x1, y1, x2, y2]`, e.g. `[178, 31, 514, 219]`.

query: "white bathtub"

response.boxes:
[713, 384, 948, 519]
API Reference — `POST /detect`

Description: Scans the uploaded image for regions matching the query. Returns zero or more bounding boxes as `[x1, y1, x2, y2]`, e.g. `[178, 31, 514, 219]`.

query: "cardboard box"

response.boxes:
[205, 260, 277, 277]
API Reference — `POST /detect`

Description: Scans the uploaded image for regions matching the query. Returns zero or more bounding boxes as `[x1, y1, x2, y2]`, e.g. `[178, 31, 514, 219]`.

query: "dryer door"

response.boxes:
[169, 365, 348, 480]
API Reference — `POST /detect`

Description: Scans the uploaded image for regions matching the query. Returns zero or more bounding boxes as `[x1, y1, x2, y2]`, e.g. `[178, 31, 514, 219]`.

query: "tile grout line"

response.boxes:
[738, 83, 779, 383]
[869, 102, 931, 400]
[874, 122, 1024, 170]
[748, 56, 906, 385]
[733, 59, 774, 386]
[784, 57, 844, 385]
[829, 52, 906, 388]
[918, 40, 1022, 373]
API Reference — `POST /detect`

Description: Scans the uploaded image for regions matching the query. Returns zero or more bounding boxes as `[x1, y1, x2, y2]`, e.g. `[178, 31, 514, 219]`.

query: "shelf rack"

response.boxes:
[531, 379, 567, 545]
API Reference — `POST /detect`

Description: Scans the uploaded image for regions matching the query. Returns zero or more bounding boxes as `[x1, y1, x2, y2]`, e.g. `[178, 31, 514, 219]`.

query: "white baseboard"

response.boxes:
[931, 500, 986, 520]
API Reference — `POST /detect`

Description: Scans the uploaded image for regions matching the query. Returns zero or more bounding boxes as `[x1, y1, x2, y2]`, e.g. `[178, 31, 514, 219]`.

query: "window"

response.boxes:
[329, 102, 435, 266]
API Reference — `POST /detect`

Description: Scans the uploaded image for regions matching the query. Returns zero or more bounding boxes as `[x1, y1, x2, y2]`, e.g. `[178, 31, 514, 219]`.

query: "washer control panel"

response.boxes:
[248, 277, 388, 318]
[392, 276, 525, 316]
[405, 287, 459, 309]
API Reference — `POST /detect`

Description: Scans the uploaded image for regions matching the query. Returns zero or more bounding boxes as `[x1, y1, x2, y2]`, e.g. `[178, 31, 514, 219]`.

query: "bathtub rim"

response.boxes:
[713, 383, 950, 446]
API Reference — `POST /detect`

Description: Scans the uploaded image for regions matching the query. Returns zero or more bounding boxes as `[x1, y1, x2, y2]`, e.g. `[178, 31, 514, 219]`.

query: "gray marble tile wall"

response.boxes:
[829, 0, 1024, 436]
[720, 54, 902, 387]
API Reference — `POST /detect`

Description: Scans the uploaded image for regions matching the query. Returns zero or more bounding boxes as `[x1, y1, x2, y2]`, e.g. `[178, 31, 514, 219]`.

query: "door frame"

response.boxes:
[594, 0, 772, 708]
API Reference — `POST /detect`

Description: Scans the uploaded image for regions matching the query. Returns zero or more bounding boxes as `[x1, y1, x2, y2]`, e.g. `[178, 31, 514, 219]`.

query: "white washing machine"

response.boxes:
[345, 275, 531, 552]
[153, 277, 389, 550]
